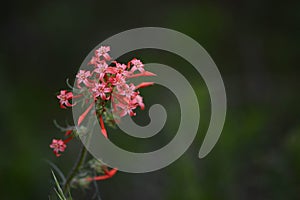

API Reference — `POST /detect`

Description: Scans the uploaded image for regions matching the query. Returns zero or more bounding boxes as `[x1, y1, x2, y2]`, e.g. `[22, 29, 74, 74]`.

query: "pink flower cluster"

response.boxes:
[75, 48, 155, 118]
[50, 46, 155, 158]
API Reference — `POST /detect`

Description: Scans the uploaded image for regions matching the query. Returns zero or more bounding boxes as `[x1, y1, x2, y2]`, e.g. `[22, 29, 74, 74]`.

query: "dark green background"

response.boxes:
[1, 0, 299, 199]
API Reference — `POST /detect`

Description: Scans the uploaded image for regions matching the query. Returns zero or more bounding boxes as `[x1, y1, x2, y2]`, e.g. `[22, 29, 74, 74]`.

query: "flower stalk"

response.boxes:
[63, 144, 87, 195]
[49, 46, 155, 198]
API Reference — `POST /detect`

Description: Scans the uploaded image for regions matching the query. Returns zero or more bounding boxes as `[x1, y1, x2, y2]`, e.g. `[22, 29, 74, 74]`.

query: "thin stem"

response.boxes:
[63, 143, 87, 195]
[62, 104, 104, 196]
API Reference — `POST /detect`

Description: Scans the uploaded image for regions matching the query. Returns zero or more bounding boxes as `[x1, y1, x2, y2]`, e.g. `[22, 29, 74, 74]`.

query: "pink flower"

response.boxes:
[117, 83, 136, 98]
[92, 83, 112, 100]
[131, 58, 144, 73]
[93, 60, 108, 80]
[117, 100, 138, 117]
[76, 70, 91, 88]
[50, 139, 67, 157]
[95, 46, 111, 61]
[57, 90, 74, 109]
[115, 62, 127, 70]
[131, 94, 145, 110]
[106, 62, 129, 76]
[108, 73, 126, 87]
[116, 62, 130, 76]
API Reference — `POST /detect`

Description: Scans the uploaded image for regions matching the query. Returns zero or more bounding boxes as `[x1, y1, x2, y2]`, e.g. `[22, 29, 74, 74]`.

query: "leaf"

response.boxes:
[51, 170, 72, 200]
[46, 160, 66, 184]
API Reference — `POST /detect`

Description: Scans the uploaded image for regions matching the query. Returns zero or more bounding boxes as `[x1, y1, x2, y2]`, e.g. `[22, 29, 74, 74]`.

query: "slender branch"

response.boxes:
[62, 105, 103, 196]
[63, 143, 87, 194]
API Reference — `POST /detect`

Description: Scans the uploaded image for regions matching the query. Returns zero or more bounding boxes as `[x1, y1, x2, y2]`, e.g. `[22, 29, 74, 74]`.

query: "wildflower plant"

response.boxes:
[49, 46, 155, 198]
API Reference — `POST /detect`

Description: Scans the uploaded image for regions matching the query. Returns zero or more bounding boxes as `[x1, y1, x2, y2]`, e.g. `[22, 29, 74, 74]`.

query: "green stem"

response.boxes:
[62, 104, 103, 196]
[63, 144, 87, 195]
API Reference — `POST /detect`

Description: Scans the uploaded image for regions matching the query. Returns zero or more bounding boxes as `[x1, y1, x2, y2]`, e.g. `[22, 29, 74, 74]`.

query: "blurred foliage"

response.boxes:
[0, 0, 299, 199]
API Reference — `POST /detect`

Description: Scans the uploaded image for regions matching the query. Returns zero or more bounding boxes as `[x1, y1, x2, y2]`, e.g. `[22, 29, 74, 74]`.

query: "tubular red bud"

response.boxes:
[126, 71, 156, 79]
[99, 115, 108, 138]
[85, 168, 118, 182]
[135, 82, 154, 89]
[78, 102, 94, 126]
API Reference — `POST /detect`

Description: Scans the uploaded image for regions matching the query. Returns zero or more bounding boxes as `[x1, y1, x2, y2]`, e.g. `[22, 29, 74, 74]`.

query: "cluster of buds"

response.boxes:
[50, 46, 155, 183]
